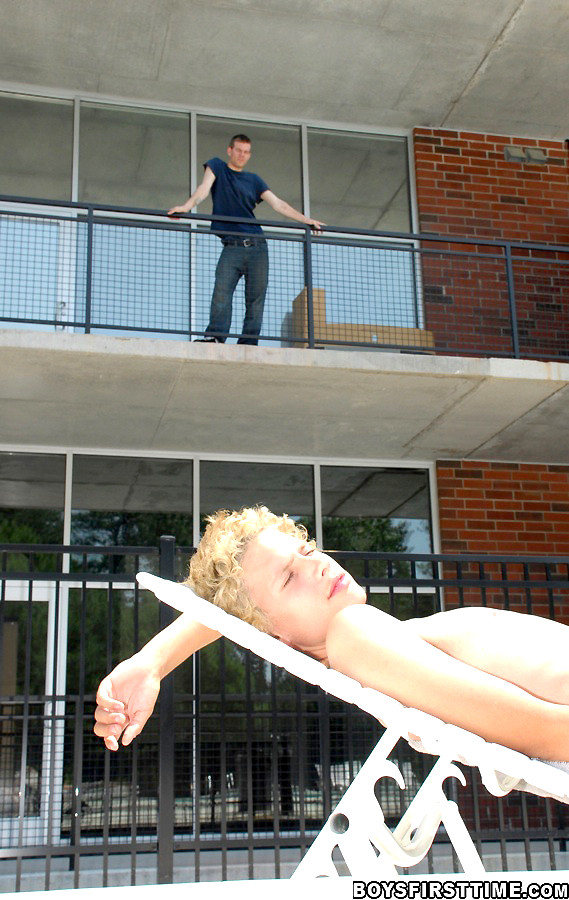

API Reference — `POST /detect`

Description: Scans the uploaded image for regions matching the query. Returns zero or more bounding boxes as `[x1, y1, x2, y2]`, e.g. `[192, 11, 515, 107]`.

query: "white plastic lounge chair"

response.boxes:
[137, 572, 569, 879]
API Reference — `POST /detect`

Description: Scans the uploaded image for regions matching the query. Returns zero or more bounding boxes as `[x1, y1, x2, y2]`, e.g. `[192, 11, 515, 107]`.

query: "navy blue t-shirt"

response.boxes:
[205, 157, 269, 235]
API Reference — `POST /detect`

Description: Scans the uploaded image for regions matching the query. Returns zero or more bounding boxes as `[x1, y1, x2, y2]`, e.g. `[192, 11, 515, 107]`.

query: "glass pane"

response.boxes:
[79, 103, 190, 209]
[321, 464, 431, 555]
[196, 117, 303, 221]
[0, 93, 73, 201]
[307, 129, 411, 231]
[0, 451, 65, 548]
[71, 456, 193, 568]
[199, 460, 314, 536]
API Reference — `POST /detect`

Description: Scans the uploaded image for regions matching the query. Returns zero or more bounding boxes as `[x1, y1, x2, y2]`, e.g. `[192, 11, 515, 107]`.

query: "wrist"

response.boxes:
[135, 645, 167, 681]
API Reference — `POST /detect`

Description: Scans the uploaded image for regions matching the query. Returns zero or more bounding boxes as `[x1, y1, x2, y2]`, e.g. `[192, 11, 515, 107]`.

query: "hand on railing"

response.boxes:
[307, 218, 326, 235]
[166, 204, 191, 217]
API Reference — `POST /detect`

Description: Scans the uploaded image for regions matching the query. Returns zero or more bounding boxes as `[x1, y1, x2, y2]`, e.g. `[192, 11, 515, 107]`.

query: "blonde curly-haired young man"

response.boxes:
[95, 506, 569, 762]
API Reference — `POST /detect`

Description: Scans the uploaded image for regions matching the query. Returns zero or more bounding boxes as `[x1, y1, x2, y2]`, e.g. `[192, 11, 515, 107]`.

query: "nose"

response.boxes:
[302, 553, 328, 580]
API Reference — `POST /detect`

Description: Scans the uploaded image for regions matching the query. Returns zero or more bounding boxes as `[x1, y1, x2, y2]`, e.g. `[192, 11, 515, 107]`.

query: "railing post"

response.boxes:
[158, 535, 176, 884]
[303, 225, 315, 349]
[504, 242, 520, 358]
[85, 206, 94, 334]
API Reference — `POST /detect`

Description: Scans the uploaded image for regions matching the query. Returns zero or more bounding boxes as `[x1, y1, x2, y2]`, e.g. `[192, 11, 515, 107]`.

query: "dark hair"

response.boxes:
[229, 134, 251, 148]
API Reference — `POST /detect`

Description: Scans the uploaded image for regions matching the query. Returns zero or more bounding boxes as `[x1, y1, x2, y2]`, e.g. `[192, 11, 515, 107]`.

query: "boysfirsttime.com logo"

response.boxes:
[352, 882, 569, 900]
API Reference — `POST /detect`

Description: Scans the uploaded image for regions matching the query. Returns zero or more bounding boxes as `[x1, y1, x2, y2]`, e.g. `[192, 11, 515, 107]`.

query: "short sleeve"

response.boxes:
[255, 173, 269, 199]
[204, 157, 223, 177]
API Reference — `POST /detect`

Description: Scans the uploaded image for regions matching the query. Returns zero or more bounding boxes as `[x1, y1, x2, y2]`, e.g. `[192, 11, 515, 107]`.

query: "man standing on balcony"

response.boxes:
[168, 134, 324, 345]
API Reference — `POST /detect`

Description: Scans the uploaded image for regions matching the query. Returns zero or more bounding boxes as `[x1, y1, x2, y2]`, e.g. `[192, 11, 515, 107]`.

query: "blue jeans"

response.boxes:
[206, 239, 269, 345]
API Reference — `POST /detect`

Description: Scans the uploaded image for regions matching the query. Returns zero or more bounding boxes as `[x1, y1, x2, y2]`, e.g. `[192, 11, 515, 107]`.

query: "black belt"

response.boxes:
[222, 237, 264, 248]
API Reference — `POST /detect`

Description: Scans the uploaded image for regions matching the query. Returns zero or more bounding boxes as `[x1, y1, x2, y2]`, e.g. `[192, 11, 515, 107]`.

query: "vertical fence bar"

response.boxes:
[85, 206, 94, 334]
[71, 579, 88, 884]
[158, 536, 176, 884]
[303, 225, 315, 349]
[504, 242, 520, 358]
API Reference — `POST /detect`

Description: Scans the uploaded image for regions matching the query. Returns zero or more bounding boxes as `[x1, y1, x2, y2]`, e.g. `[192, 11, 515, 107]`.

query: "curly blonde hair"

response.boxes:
[185, 506, 308, 632]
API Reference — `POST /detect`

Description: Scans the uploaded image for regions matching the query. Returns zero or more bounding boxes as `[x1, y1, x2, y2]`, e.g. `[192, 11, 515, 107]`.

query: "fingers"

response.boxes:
[93, 704, 150, 750]
[95, 677, 125, 713]
[121, 707, 151, 746]
[94, 688, 128, 751]
[94, 711, 127, 746]
[94, 706, 127, 726]
[94, 712, 134, 751]
[121, 721, 143, 747]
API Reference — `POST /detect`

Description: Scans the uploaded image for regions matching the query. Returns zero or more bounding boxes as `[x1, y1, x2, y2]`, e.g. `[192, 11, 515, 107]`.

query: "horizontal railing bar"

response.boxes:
[3, 543, 569, 564]
[3, 193, 569, 254]
[0, 543, 156, 553]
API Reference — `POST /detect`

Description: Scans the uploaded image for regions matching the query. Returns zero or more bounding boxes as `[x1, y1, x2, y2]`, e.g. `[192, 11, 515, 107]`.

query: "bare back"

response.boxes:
[407, 606, 569, 705]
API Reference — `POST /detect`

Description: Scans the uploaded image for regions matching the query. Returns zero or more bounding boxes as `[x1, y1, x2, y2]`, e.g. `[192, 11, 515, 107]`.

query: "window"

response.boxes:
[307, 128, 411, 231]
[0, 452, 65, 545]
[200, 460, 315, 535]
[71, 455, 193, 550]
[78, 103, 190, 209]
[0, 93, 73, 201]
[321, 465, 431, 553]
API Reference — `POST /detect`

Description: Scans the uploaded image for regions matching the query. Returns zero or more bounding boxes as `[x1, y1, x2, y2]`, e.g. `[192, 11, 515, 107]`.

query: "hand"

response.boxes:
[308, 219, 325, 235]
[167, 205, 189, 217]
[94, 654, 161, 751]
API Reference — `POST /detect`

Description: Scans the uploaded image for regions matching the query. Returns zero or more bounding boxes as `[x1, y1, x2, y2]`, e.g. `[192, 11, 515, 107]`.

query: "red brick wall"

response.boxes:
[413, 128, 569, 243]
[437, 460, 569, 555]
[413, 129, 569, 359]
[436, 460, 569, 619]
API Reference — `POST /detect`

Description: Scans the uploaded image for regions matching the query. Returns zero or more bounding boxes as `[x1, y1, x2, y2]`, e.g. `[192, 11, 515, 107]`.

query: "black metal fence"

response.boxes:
[2, 540, 569, 891]
[2, 196, 569, 360]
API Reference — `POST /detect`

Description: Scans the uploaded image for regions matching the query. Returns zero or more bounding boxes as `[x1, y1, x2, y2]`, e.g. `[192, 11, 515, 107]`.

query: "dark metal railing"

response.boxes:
[2, 539, 569, 890]
[2, 195, 569, 360]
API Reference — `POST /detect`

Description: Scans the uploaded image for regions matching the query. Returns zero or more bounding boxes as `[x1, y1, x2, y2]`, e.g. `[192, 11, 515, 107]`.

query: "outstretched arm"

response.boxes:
[327, 604, 569, 761]
[261, 189, 325, 233]
[94, 614, 219, 750]
[168, 166, 217, 216]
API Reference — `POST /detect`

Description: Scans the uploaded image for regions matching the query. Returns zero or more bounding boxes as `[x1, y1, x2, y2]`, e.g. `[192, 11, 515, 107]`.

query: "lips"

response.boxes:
[329, 573, 349, 599]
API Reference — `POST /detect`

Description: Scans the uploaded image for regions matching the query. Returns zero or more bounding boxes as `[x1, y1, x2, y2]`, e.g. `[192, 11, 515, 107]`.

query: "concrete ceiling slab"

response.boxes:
[2, 331, 569, 465]
[1, 0, 568, 139]
[402, 377, 566, 457]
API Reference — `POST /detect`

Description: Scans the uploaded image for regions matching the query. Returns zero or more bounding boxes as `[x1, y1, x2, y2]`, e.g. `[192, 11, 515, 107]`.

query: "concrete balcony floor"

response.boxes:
[2, 330, 569, 464]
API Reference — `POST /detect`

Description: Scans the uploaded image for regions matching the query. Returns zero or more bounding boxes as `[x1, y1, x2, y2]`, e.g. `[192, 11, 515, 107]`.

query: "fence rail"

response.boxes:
[2, 539, 569, 891]
[1, 196, 569, 360]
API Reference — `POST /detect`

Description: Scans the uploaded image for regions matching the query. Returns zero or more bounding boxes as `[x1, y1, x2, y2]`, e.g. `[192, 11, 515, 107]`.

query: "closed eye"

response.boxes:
[283, 541, 316, 588]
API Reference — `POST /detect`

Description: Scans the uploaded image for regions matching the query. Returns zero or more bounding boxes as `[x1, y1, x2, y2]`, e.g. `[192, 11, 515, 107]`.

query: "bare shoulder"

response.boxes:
[328, 603, 392, 634]
[326, 605, 399, 676]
